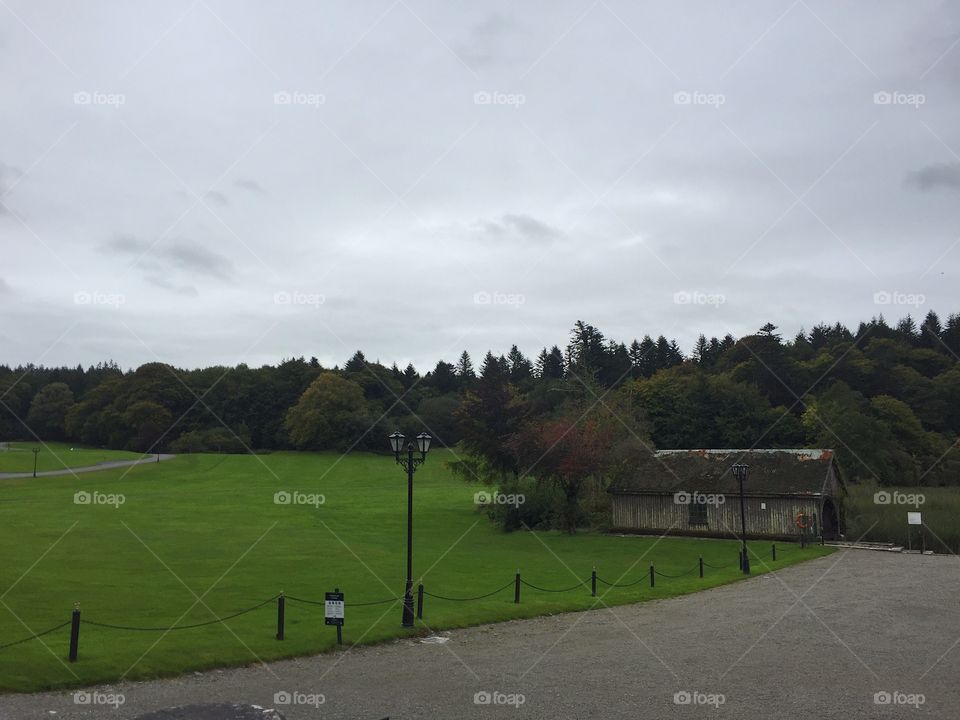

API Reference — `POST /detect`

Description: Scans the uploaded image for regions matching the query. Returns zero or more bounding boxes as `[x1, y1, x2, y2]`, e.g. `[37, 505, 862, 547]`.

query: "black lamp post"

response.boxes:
[389, 430, 432, 627]
[732, 463, 750, 574]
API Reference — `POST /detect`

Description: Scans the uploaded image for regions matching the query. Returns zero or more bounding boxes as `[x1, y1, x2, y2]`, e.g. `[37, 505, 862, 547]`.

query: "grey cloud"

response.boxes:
[472, 214, 561, 244]
[204, 190, 229, 206]
[102, 234, 150, 254]
[100, 235, 233, 281]
[455, 13, 518, 68]
[144, 275, 199, 296]
[0, 277, 10, 294]
[235, 178, 265, 193]
[907, 163, 960, 191]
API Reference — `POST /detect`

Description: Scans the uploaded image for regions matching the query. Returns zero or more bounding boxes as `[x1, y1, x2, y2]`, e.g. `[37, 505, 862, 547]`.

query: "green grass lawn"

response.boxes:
[0, 449, 832, 693]
[0, 441, 147, 474]
[845, 483, 960, 553]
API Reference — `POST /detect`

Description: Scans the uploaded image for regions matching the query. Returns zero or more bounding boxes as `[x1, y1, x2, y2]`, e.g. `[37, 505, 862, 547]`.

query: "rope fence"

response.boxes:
[0, 541, 818, 662]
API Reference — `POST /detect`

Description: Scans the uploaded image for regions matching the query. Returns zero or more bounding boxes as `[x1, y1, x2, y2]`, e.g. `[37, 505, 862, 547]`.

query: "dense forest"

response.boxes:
[3, 312, 959, 501]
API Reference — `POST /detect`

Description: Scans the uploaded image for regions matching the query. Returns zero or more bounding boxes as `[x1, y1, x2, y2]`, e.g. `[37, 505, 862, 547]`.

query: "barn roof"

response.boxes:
[608, 449, 839, 497]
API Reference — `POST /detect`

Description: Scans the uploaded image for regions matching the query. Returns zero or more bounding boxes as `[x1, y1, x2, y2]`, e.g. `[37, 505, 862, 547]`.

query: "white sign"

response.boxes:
[907, 512, 922, 525]
[325, 599, 344, 620]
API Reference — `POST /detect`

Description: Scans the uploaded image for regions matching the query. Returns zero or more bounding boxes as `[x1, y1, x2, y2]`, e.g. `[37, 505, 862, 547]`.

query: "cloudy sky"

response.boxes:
[2, 0, 958, 372]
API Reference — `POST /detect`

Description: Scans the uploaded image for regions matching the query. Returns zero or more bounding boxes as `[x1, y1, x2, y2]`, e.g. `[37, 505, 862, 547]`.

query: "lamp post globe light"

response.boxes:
[732, 463, 750, 574]
[389, 430, 432, 627]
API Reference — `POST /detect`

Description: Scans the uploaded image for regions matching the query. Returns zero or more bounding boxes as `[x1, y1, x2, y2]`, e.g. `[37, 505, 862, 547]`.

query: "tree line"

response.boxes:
[3, 311, 959, 527]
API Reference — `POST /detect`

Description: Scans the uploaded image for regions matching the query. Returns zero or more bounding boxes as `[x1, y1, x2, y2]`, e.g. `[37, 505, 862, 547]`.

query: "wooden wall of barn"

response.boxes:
[611, 494, 824, 539]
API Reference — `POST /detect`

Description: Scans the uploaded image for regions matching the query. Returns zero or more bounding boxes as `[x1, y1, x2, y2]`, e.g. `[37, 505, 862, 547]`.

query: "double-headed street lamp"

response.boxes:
[732, 463, 750, 574]
[389, 430, 432, 627]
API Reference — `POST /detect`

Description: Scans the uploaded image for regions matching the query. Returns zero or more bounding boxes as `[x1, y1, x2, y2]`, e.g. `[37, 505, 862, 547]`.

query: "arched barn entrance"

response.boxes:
[821, 498, 840, 539]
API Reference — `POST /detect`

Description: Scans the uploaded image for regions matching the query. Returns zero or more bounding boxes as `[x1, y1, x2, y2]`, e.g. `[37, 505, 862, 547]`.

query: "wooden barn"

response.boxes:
[608, 449, 845, 541]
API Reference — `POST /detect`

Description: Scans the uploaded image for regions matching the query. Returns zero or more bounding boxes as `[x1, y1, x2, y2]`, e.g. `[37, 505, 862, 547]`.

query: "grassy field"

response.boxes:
[0, 449, 832, 693]
[845, 483, 960, 553]
[0, 441, 147, 474]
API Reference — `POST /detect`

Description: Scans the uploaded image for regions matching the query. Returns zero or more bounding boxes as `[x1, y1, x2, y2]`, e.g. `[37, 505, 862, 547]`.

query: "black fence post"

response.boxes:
[649, 564, 655, 588]
[591, 568, 597, 597]
[276, 593, 285, 640]
[68, 604, 80, 662]
[417, 582, 424, 620]
[800, 532, 806, 549]
[698, 556, 704, 578]
[771, 544, 777, 561]
[514, 570, 521, 604]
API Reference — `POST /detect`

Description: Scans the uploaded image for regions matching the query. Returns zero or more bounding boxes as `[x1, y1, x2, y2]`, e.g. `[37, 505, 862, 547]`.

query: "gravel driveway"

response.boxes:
[2, 550, 956, 719]
[0, 454, 174, 479]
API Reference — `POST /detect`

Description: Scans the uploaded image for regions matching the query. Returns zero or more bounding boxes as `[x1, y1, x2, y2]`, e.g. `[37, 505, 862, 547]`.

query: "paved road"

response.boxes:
[2, 550, 956, 719]
[0, 454, 174, 479]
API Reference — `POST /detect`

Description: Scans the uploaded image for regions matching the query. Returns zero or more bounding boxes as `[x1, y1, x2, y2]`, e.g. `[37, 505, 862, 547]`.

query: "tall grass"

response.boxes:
[844, 483, 960, 554]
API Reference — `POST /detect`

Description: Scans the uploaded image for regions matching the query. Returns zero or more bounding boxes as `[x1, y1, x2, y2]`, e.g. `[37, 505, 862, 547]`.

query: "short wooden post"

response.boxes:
[649, 564, 655, 588]
[416, 582, 424, 620]
[276, 593, 285, 640]
[771, 544, 777, 561]
[698, 556, 704, 578]
[68, 604, 80, 662]
[514, 570, 521, 604]
[591, 568, 597, 597]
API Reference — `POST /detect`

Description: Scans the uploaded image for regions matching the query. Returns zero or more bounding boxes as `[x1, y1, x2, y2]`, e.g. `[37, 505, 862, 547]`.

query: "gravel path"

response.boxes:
[0, 454, 175, 479]
[1, 550, 956, 719]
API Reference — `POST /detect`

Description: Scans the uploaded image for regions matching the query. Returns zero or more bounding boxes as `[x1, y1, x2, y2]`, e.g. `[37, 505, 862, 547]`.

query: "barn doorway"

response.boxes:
[821, 498, 840, 539]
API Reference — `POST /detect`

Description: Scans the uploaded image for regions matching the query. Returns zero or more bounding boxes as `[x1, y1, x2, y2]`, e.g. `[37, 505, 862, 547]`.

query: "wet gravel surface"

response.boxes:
[2, 550, 956, 719]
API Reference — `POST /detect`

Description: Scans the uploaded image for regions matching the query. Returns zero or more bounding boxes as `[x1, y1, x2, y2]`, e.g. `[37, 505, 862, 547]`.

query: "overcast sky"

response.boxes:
[2, 1, 958, 372]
